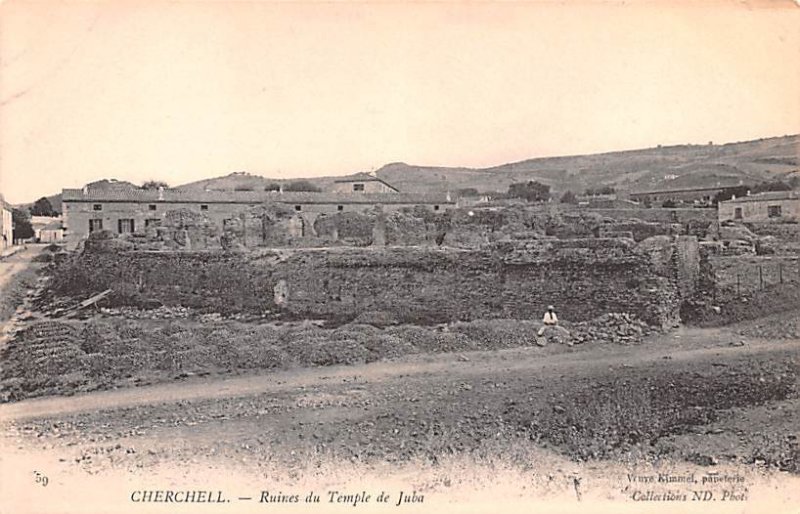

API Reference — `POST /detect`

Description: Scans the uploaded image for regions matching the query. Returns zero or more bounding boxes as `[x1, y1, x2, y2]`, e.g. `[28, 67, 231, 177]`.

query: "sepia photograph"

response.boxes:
[1, 1, 799, 513]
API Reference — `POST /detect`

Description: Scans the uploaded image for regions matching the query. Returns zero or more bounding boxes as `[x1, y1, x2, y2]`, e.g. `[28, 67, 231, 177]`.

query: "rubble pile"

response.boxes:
[569, 312, 653, 345]
[2, 312, 661, 402]
[99, 306, 191, 319]
[449, 319, 540, 349]
[0, 322, 85, 401]
[94, 306, 261, 322]
[387, 325, 476, 353]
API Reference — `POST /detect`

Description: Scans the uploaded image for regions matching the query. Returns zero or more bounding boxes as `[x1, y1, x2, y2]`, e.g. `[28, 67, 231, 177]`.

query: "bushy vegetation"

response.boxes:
[11, 209, 34, 240]
[284, 180, 322, 192]
[507, 181, 550, 202]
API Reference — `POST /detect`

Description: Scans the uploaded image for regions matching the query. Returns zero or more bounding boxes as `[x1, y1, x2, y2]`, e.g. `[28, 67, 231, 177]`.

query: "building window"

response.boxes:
[148, 204, 157, 211]
[353, 183, 365, 192]
[768, 205, 782, 218]
[93, 204, 102, 211]
[89, 219, 103, 233]
[434, 205, 440, 211]
[337, 205, 344, 211]
[734, 207, 742, 219]
[145, 219, 161, 228]
[295, 205, 302, 211]
[118, 219, 135, 234]
[200, 204, 209, 211]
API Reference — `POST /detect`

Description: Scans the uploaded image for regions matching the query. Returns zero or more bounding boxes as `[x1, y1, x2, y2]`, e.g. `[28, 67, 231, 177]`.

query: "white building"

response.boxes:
[718, 191, 800, 223]
[0, 194, 13, 251]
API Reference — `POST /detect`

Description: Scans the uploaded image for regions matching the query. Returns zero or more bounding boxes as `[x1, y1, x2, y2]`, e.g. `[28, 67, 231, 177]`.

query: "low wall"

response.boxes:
[49, 237, 699, 328]
[583, 208, 717, 224]
[745, 222, 800, 240]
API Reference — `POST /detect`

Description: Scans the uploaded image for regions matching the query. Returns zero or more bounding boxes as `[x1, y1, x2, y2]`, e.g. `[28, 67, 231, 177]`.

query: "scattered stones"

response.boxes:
[568, 313, 653, 346]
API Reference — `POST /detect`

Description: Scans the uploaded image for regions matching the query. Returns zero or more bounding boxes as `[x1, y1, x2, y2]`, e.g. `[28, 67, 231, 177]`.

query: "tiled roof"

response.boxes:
[334, 172, 382, 182]
[333, 173, 399, 191]
[722, 191, 799, 204]
[40, 220, 63, 231]
[62, 187, 451, 205]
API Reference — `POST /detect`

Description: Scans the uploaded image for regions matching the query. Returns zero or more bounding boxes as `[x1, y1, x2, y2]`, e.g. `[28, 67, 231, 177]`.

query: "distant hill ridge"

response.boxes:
[17, 134, 800, 205]
[372, 135, 799, 194]
[175, 135, 799, 195]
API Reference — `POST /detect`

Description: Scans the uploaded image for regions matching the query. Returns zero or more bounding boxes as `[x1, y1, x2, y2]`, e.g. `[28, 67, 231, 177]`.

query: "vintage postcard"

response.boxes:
[1, 1, 798, 513]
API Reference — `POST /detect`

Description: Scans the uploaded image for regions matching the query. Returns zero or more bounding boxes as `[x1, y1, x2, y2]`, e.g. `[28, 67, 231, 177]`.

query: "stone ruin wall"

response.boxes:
[55, 236, 700, 329]
[97, 201, 719, 253]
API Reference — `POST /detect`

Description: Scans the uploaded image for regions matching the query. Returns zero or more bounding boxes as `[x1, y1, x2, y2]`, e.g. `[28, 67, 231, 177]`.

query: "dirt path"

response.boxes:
[2, 329, 796, 422]
[1, 321, 797, 512]
[0, 246, 35, 290]
[0, 245, 45, 336]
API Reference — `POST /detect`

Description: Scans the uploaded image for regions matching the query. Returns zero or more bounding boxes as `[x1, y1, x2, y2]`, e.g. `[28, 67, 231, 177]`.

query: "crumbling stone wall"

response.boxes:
[674, 236, 701, 299]
[441, 207, 542, 247]
[598, 222, 682, 242]
[122, 203, 307, 250]
[745, 222, 800, 240]
[745, 222, 800, 256]
[50, 236, 699, 328]
[583, 208, 717, 224]
[314, 212, 375, 246]
[161, 209, 220, 249]
[109, 202, 709, 252]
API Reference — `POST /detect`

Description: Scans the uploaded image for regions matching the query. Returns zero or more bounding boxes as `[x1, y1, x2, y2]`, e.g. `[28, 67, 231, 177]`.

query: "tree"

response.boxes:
[455, 188, 479, 197]
[507, 181, 550, 202]
[560, 190, 578, 204]
[284, 180, 321, 192]
[141, 180, 169, 190]
[264, 183, 281, 192]
[583, 186, 616, 196]
[29, 196, 57, 216]
[752, 180, 791, 194]
[714, 186, 750, 204]
[12, 209, 34, 240]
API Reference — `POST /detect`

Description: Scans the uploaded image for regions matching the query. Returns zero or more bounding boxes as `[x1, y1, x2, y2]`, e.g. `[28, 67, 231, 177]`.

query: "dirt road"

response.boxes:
[0, 323, 797, 512]
[0, 246, 34, 290]
[0, 332, 796, 421]
[0, 245, 45, 332]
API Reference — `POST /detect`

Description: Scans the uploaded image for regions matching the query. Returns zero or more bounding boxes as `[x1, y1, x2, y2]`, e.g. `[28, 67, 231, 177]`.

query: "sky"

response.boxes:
[1, 1, 799, 204]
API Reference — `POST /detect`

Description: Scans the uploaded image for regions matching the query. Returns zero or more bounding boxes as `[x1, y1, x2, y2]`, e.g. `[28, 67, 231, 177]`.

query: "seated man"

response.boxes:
[536, 305, 571, 344]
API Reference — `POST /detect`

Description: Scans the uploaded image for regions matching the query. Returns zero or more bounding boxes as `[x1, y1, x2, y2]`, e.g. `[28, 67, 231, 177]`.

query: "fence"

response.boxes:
[711, 256, 800, 297]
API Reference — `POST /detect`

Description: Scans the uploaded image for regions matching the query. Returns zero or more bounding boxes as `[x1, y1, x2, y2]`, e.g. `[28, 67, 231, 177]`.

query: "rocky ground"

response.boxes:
[1, 331, 798, 512]
[0, 312, 660, 402]
[1, 246, 799, 513]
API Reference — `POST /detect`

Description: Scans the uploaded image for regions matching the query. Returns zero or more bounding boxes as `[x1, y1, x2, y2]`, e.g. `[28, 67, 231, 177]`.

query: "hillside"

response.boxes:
[172, 135, 799, 196]
[16, 135, 800, 204]
[375, 135, 799, 195]
[13, 193, 63, 215]
[175, 172, 285, 192]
